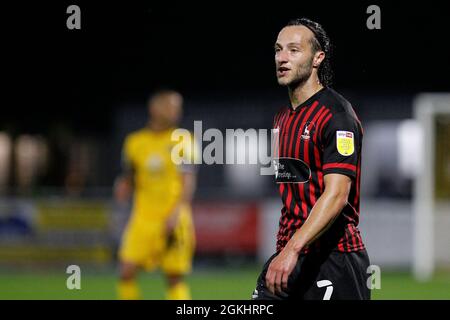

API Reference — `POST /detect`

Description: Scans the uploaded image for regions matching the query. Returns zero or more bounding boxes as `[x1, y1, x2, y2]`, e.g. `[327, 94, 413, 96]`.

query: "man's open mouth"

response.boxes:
[277, 67, 290, 76]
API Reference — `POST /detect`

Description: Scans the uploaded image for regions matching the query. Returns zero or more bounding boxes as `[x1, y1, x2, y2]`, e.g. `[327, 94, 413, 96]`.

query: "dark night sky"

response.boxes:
[3, 1, 450, 133]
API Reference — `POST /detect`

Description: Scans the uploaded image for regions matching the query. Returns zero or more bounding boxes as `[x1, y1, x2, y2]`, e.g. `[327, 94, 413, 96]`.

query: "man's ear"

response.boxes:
[313, 51, 325, 68]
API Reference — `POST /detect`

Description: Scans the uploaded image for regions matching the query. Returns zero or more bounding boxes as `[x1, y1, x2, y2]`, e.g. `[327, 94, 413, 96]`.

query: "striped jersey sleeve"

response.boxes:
[321, 111, 361, 180]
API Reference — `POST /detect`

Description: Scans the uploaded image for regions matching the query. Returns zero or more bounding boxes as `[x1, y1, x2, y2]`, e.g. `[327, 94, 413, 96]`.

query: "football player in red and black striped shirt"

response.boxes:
[252, 18, 370, 300]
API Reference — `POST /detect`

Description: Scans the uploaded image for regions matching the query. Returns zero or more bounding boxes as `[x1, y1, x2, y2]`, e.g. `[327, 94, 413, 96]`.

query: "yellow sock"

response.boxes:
[117, 279, 141, 300]
[166, 282, 191, 300]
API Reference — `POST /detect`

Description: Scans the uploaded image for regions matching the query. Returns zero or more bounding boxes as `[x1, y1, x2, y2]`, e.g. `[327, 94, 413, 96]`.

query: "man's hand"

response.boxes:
[265, 244, 299, 296]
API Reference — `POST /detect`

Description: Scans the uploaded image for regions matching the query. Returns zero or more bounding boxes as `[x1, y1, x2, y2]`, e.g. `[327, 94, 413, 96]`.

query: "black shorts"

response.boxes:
[252, 249, 371, 300]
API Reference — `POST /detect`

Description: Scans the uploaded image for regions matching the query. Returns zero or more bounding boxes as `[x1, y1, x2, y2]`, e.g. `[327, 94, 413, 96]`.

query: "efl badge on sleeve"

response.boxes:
[336, 131, 354, 156]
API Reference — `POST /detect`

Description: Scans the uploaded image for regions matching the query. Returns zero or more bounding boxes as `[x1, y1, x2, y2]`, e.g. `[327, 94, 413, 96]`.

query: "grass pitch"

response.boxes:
[0, 266, 449, 300]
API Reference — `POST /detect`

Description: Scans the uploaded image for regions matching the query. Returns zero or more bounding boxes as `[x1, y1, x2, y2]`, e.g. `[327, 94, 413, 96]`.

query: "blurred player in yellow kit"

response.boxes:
[114, 90, 199, 300]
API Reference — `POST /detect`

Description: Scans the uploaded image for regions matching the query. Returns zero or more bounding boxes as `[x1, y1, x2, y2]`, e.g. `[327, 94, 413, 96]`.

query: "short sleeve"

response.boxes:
[321, 112, 361, 180]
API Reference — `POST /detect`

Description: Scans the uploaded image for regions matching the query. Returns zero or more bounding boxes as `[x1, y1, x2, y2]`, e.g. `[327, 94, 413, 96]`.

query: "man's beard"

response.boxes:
[278, 58, 314, 87]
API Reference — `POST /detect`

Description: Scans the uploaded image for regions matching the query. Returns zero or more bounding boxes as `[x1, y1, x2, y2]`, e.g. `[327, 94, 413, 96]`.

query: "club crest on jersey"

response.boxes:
[146, 154, 163, 172]
[336, 131, 354, 156]
[301, 122, 315, 140]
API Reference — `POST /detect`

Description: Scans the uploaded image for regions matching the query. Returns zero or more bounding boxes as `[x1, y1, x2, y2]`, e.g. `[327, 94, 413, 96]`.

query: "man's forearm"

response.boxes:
[165, 172, 197, 231]
[286, 191, 348, 253]
[168, 172, 197, 216]
[181, 171, 197, 204]
[113, 170, 134, 203]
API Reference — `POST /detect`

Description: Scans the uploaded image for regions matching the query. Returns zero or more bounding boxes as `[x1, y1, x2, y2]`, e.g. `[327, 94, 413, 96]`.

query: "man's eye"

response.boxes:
[290, 48, 299, 53]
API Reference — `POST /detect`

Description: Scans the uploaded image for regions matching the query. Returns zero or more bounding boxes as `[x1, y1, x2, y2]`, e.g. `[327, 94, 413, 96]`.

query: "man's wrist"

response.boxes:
[286, 236, 305, 254]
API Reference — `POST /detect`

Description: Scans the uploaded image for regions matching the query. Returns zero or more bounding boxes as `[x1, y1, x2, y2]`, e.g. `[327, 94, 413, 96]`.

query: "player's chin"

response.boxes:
[276, 77, 291, 86]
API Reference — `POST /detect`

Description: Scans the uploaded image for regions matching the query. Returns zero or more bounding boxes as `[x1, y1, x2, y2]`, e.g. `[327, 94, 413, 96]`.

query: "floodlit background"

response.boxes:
[1, 1, 449, 299]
